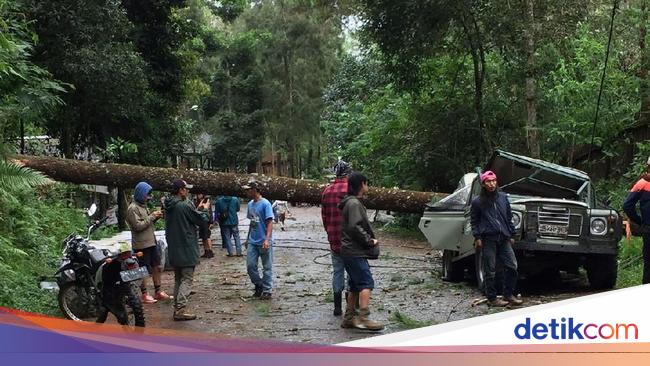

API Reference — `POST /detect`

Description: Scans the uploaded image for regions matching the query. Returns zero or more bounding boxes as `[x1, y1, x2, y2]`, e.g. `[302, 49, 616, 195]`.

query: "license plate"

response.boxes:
[539, 224, 568, 236]
[120, 266, 149, 282]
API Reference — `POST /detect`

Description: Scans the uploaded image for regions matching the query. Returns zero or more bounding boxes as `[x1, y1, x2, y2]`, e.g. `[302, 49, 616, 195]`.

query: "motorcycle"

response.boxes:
[55, 204, 148, 327]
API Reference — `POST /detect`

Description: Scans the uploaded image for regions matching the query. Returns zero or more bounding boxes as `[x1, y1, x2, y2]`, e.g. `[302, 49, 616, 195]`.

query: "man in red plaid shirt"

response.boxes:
[321, 160, 352, 316]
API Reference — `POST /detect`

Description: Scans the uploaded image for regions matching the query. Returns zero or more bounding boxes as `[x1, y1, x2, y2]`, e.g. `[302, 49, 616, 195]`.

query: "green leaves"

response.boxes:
[0, 161, 50, 191]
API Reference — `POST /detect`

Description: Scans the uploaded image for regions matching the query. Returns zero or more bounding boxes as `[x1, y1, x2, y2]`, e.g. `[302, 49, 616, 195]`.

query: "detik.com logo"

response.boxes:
[514, 318, 638, 340]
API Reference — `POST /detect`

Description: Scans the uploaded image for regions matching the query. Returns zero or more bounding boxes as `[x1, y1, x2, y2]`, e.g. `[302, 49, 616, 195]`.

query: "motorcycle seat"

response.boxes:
[89, 249, 108, 264]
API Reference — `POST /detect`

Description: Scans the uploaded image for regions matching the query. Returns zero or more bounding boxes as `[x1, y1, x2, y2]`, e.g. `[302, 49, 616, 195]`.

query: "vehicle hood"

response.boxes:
[486, 150, 590, 200]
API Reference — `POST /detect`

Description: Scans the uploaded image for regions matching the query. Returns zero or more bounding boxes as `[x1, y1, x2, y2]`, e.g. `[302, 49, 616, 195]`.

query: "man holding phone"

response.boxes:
[242, 179, 275, 300]
[163, 179, 211, 321]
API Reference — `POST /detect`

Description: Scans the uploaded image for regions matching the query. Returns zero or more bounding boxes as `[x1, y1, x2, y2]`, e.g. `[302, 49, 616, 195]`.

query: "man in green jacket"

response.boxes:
[163, 179, 210, 321]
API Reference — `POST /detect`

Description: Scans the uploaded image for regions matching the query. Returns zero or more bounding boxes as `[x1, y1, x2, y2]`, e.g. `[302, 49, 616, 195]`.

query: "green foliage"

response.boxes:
[0, 182, 88, 314]
[0, 161, 49, 191]
[0, 0, 67, 150]
[389, 310, 435, 329]
[24, 0, 150, 156]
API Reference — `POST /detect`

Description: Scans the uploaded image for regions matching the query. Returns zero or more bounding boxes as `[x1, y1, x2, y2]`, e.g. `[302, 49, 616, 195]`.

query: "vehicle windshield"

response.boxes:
[427, 185, 471, 211]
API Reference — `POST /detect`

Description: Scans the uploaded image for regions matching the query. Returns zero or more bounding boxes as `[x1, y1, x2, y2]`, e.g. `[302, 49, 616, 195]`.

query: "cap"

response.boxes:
[480, 170, 497, 183]
[171, 179, 193, 192]
[333, 160, 352, 178]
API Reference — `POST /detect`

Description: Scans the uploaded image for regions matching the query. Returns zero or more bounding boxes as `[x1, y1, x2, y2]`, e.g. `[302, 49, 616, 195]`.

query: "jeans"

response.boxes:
[220, 225, 242, 255]
[481, 236, 518, 300]
[641, 234, 650, 285]
[173, 266, 194, 310]
[331, 251, 346, 294]
[247, 244, 273, 293]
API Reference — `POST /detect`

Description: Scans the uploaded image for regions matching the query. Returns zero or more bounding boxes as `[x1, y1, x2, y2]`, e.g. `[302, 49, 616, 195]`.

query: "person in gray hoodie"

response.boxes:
[338, 171, 383, 331]
[126, 182, 171, 304]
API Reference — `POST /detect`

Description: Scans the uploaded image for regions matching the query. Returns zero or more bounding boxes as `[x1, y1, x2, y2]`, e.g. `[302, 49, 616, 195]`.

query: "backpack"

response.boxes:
[219, 197, 232, 222]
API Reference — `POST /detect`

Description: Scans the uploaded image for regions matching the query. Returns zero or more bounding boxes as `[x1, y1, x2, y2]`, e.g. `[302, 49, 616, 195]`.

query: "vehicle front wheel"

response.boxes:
[442, 250, 465, 282]
[585, 254, 618, 290]
[58, 282, 100, 322]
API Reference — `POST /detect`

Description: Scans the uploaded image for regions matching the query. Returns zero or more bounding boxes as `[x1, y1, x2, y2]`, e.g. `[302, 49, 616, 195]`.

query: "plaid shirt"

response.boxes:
[321, 179, 348, 252]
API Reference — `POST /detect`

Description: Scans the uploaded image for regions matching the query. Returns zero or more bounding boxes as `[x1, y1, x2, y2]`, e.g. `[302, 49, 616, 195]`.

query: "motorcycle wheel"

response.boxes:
[118, 284, 145, 327]
[58, 282, 101, 322]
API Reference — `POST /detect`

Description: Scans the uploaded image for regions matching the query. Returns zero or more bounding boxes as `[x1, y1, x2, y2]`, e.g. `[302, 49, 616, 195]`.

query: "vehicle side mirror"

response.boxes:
[87, 203, 98, 217]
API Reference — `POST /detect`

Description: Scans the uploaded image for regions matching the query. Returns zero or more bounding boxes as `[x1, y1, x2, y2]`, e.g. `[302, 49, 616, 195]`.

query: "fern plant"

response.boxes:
[0, 161, 50, 191]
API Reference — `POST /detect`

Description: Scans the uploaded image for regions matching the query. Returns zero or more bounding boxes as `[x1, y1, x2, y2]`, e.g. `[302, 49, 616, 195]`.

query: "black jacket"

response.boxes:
[339, 195, 379, 259]
[470, 190, 516, 240]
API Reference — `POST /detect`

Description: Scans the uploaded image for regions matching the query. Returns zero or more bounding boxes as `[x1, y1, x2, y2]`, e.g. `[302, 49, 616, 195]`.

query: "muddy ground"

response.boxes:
[129, 205, 598, 344]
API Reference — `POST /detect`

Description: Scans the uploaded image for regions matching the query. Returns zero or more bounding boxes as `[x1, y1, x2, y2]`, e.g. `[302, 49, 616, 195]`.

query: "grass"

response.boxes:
[390, 273, 404, 283]
[390, 310, 435, 329]
[255, 303, 271, 317]
[324, 291, 334, 303]
[407, 277, 423, 285]
[381, 224, 426, 241]
[617, 237, 644, 289]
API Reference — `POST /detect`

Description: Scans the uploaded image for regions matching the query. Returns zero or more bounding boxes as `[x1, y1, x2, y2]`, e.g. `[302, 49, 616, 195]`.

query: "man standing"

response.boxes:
[339, 171, 383, 331]
[242, 180, 275, 300]
[321, 160, 352, 316]
[163, 179, 210, 321]
[193, 193, 214, 259]
[216, 195, 243, 257]
[470, 171, 523, 307]
[623, 157, 650, 284]
[126, 181, 172, 304]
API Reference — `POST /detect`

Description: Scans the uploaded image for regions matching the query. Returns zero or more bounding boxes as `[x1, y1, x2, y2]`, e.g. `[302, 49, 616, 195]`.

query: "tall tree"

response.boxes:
[242, 0, 342, 177]
[24, 0, 150, 157]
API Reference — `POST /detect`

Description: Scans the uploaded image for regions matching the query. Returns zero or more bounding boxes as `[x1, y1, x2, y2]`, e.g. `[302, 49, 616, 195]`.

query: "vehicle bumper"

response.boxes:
[513, 237, 618, 255]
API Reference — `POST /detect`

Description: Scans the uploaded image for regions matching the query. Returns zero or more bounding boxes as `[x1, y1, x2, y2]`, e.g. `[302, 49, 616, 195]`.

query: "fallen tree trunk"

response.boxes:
[12, 155, 447, 213]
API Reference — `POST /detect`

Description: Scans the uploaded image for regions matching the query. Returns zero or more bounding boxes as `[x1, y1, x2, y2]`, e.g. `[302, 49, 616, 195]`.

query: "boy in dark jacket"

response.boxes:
[163, 179, 210, 321]
[470, 170, 523, 307]
[339, 171, 383, 331]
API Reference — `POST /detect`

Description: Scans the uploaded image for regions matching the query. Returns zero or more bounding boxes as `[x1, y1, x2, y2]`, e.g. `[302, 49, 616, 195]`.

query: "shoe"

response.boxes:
[226, 253, 234, 257]
[154, 291, 172, 301]
[236, 253, 244, 257]
[141, 293, 157, 304]
[341, 308, 355, 329]
[204, 250, 215, 258]
[488, 298, 509, 307]
[333, 292, 343, 316]
[352, 308, 384, 331]
[173, 308, 197, 321]
[253, 285, 263, 298]
[260, 292, 272, 300]
[505, 295, 523, 306]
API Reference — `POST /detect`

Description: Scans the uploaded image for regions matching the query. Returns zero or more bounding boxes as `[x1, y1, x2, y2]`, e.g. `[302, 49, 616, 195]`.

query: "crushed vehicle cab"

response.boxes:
[419, 150, 622, 290]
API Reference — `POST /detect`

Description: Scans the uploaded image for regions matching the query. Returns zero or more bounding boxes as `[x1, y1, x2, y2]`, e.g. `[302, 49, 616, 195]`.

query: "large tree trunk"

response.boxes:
[524, 0, 541, 158]
[12, 155, 444, 213]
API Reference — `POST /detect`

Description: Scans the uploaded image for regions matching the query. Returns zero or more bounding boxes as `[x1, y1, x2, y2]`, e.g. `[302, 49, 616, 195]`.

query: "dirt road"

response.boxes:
[137, 205, 597, 344]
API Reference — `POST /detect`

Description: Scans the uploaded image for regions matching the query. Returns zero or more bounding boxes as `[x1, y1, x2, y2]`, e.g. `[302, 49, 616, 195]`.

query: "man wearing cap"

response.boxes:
[321, 160, 352, 316]
[126, 182, 172, 304]
[163, 179, 211, 321]
[470, 171, 523, 307]
[623, 157, 650, 284]
[242, 180, 275, 300]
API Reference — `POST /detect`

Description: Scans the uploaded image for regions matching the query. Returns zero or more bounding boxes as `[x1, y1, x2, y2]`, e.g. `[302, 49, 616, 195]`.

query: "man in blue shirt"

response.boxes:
[242, 180, 275, 300]
[216, 195, 243, 257]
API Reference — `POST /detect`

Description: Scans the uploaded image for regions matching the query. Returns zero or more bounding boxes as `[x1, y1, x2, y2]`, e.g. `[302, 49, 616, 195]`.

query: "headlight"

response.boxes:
[512, 212, 522, 229]
[590, 217, 608, 236]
